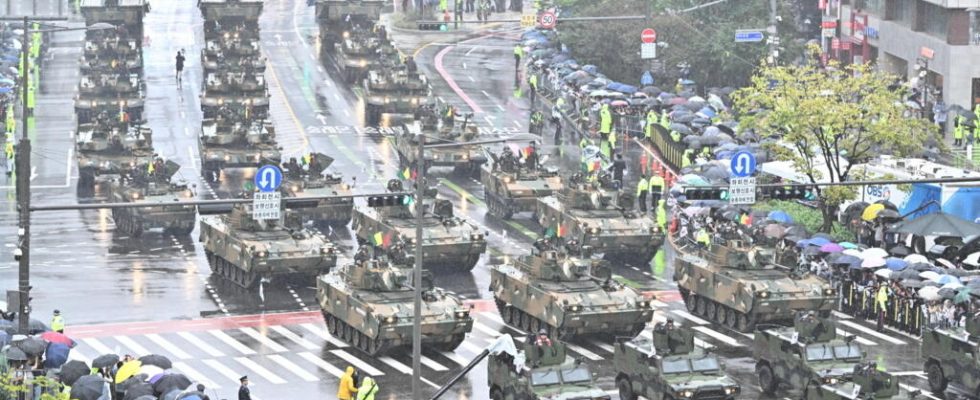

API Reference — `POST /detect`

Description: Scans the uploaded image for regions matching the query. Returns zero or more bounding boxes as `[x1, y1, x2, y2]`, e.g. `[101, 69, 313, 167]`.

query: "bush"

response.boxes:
[754, 200, 856, 243]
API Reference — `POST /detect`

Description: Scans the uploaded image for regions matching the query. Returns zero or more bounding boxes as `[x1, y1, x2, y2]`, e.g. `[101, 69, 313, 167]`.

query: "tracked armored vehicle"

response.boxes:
[317, 250, 473, 355]
[75, 73, 144, 124]
[199, 202, 338, 288]
[198, 100, 280, 183]
[487, 334, 610, 400]
[535, 173, 663, 263]
[362, 63, 429, 125]
[754, 314, 900, 398]
[490, 239, 652, 338]
[615, 324, 740, 400]
[106, 159, 196, 237]
[280, 153, 354, 226]
[335, 22, 397, 83]
[315, 0, 388, 50]
[482, 146, 562, 220]
[351, 179, 486, 271]
[75, 115, 154, 190]
[672, 237, 836, 332]
[395, 107, 487, 176]
[922, 313, 980, 397]
[200, 15, 264, 75]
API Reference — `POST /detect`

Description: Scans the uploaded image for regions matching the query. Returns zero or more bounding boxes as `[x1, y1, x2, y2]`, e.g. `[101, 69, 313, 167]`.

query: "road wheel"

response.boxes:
[686, 294, 698, 313]
[696, 296, 707, 317]
[617, 377, 637, 400]
[326, 314, 337, 335]
[725, 308, 738, 330]
[926, 361, 948, 394]
[736, 312, 754, 332]
[706, 301, 718, 322]
[489, 388, 503, 400]
[757, 362, 778, 394]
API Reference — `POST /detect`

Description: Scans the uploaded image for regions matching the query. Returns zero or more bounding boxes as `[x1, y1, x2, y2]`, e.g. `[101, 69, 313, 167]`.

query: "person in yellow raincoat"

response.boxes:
[337, 366, 358, 400]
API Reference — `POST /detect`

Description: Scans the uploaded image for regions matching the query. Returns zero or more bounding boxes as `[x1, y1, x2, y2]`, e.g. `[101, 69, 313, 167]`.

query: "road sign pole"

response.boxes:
[412, 133, 424, 400]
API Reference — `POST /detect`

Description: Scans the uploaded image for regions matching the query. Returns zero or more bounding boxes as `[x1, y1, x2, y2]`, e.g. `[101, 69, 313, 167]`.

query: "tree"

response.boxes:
[734, 59, 938, 232]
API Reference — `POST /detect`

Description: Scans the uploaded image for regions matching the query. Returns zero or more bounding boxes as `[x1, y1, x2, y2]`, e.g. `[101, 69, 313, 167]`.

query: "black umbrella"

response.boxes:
[10, 318, 47, 334]
[117, 374, 148, 393]
[152, 373, 192, 395]
[812, 233, 834, 241]
[802, 246, 821, 256]
[968, 279, 980, 289]
[4, 346, 27, 361]
[92, 354, 119, 369]
[138, 354, 172, 369]
[896, 212, 980, 238]
[70, 375, 108, 400]
[14, 336, 46, 356]
[893, 269, 921, 280]
[889, 245, 912, 257]
[122, 382, 155, 400]
[901, 279, 926, 288]
[875, 200, 898, 211]
[831, 254, 862, 267]
[785, 225, 808, 238]
[909, 263, 935, 271]
[59, 359, 90, 386]
[938, 287, 957, 299]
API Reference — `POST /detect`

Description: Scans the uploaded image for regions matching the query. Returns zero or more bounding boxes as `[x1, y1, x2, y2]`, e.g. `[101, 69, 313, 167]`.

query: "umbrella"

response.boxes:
[115, 360, 142, 384]
[888, 245, 911, 257]
[92, 353, 119, 369]
[964, 252, 980, 268]
[71, 375, 108, 400]
[802, 246, 822, 256]
[820, 243, 844, 253]
[764, 224, 786, 238]
[831, 254, 862, 267]
[862, 248, 889, 259]
[122, 383, 155, 400]
[839, 242, 859, 250]
[176, 393, 206, 400]
[969, 279, 980, 289]
[43, 342, 70, 369]
[936, 258, 958, 270]
[904, 254, 930, 264]
[941, 282, 965, 290]
[896, 212, 980, 237]
[885, 258, 909, 271]
[784, 225, 808, 238]
[795, 238, 811, 248]
[935, 274, 961, 285]
[139, 354, 173, 369]
[876, 209, 901, 221]
[117, 374, 148, 393]
[910, 262, 935, 271]
[901, 279, 926, 288]
[862, 257, 886, 269]
[843, 249, 864, 258]
[894, 269, 922, 280]
[15, 336, 46, 356]
[862, 204, 886, 221]
[767, 210, 793, 224]
[938, 287, 958, 299]
[41, 331, 76, 347]
[875, 269, 893, 279]
[59, 359, 90, 386]
[955, 288, 976, 304]
[920, 271, 941, 281]
[808, 237, 832, 247]
[139, 364, 164, 378]
[152, 373, 192, 395]
[919, 286, 942, 301]
[4, 346, 27, 361]
[10, 317, 48, 334]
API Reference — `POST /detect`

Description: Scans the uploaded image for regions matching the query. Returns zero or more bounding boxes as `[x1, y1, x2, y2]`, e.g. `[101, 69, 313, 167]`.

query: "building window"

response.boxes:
[918, 2, 948, 38]
[857, 0, 885, 16]
[893, 0, 913, 25]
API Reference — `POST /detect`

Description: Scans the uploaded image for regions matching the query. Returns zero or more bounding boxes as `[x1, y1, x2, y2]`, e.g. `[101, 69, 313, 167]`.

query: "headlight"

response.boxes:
[410, 97, 419, 105]
[131, 192, 141, 200]
[587, 227, 601, 235]
[408, 238, 417, 245]
[454, 310, 469, 319]
[291, 185, 300, 192]
[724, 386, 739, 395]
[824, 288, 836, 296]
[360, 60, 368, 67]
[757, 291, 770, 299]
[470, 233, 484, 241]
[678, 390, 694, 398]
[183, 189, 193, 198]
[637, 300, 650, 308]
[567, 305, 582, 312]
[256, 251, 267, 258]
[460, 154, 469, 160]
[823, 377, 838, 384]
[342, 31, 350, 39]
[384, 96, 391, 104]
[320, 247, 334, 254]
[223, 155, 231, 161]
[383, 316, 397, 324]
[503, 176, 514, 183]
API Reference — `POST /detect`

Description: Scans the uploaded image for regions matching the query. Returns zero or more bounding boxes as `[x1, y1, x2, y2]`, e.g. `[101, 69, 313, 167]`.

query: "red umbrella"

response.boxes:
[40, 331, 76, 348]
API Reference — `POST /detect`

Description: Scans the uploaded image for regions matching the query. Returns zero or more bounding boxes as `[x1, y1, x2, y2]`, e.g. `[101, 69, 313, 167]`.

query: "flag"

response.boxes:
[373, 232, 383, 246]
[400, 167, 411, 180]
[557, 224, 566, 238]
[544, 227, 555, 238]
[382, 231, 395, 248]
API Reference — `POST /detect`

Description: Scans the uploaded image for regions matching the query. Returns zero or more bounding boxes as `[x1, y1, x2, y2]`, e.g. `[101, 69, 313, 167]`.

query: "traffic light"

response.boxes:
[367, 195, 413, 207]
[417, 21, 445, 31]
[684, 187, 730, 201]
[762, 186, 817, 201]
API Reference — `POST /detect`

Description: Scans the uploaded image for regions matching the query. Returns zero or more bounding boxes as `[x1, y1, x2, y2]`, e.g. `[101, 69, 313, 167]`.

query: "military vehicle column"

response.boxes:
[314, 0, 389, 56]
[75, 0, 153, 192]
[197, 0, 280, 183]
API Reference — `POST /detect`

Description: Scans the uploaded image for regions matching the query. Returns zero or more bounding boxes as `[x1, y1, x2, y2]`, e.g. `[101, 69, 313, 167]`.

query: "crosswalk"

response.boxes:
[63, 305, 914, 398]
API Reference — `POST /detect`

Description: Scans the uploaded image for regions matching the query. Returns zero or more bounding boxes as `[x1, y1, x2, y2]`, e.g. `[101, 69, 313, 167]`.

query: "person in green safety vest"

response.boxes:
[4, 105, 14, 135]
[972, 104, 980, 146]
[607, 130, 616, 151]
[696, 228, 710, 249]
[439, 0, 448, 11]
[659, 109, 669, 130]
[600, 138, 611, 159]
[513, 44, 524, 75]
[27, 84, 35, 116]
[599, 103, 612, 134]
[528, 73, 538, 106]
[579, 136, 590, 149]
[954, 115, 965, 147]
[682, 148, 693, 168]
[635, 174, 649, 212]
[700, 146, 711, 161]
[648, 174, 665, 206]
[644, 109, 656, 139]
[50, 310, 65, 333]
[670, 130, 681, 143]
[655, 199, 667, 231]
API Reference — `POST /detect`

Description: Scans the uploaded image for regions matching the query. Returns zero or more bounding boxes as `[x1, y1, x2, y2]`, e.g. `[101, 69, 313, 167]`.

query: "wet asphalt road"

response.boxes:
[0, 0, 960, 398]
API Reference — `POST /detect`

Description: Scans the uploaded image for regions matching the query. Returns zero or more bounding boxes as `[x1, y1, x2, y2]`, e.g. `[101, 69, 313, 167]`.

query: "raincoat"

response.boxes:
[648, 175, 664, 193]
[338, 366, 358, 400]
[635, 177, 648, 196]
[655, 200, 667, 230]
[599, 105, 612, 134]
[355, 377, 378, 400]
[644, 110, 656, 138]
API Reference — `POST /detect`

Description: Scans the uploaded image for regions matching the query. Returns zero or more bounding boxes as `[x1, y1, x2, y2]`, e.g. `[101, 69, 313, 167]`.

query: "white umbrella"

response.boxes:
[874, 269, 893, 279]
[918, 286, 942, 301]
[964, 252, 980, 268]
[862, 248, 889, 259]
[862, 257, 886, 269]
[941, 282, 964, 290]
[843, 249, 864, 258]
[919, 271, 941, 281]
[903, 254, 929, 265]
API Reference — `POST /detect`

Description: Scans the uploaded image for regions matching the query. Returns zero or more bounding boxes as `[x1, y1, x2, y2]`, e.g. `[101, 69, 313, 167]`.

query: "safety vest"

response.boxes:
[682, 149, 693, 168]
[670, 130, 681, 142]
[954, 123, 965, 139]
[645, 111, 657, 138]
[599, 107, 612, 134]
[875, 286, 889, 311]
[656, 202, 667, 229]
[51, 315, 65, 332]
[636, 178, 649, 196]
[659, 110, 669, 129]
[696, 229, 710, 246]
[648, 175, 665, 192]
[607, 131, 616, 147]
[514, 45, 524, 58]
[529, 74, 537, 90]
[5, 142, 14, 159]
[579, 137, 589, 149]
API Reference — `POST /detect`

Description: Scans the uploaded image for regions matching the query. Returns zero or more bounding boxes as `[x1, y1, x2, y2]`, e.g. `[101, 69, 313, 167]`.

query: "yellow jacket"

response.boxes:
[337, 366, 358, 400]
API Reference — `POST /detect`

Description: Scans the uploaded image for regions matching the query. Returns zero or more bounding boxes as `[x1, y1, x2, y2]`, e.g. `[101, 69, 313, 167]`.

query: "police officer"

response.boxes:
[644, 109, 657, 139]
[528, 73, 538, 106]
[954, 114, 966, 147]
[51, 310, 65, 333]
[655, 199, 667, 231]
[238, 376, 251, 400]
[648, 173, 665, 208]
[636, 174, 649, 213]
[513, 44, 524, 76]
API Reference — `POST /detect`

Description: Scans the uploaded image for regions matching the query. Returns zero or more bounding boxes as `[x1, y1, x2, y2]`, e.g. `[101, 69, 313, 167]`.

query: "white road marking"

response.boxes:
[837, 320, 906, 345]
[268, 354, 318, 382]
[114, 336, 151, 357]
[420, 355, 449, 372]
[177, 331, 225, 357]
[672, 310, 709, 325]
[473, 321, 502, 337]
[692, 326, 742, 347]
[269, 325, 318, 350]
[836, 329, 877, 346]
[330, 350, 385, 376]
[481, 312, 504, 326]
[173, 361, 220, 388]
[208, 330, 257, 355]
[900, 383, 940, 400]
[589, 339, 615, 354]
[441, 351, 470, 366]
[377, 356, 412, 374]
[82, 338, 115, 356]
[298, 352, 344, 378]
[832, 311, 852, 320]
[202, 359, 243, 383]
[239, 327, 288, 352]
[460, 340, 485, 356]
[565, 343, 603, 361]
[234, 357, 287, 384]
[300, 323, 348, 348]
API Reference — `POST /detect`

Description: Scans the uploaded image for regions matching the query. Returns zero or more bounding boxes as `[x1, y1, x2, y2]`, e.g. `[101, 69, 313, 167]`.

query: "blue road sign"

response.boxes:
[255, 165, 283, 192]
[730, 151, 757, 178]
[735, 30, 765, 43]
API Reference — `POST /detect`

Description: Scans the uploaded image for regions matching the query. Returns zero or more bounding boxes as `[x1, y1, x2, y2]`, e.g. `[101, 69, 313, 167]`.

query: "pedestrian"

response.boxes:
[455, 0, 463, 25]
[612, 154, 626, 185]
[175, 50, 185, 85]
[465, 0, 474, 12]
[875, 284, 890, 332]
[954, 115, 965, 147]
[636, 174, 649, 213]
[439, 0, 448, 11]
[655, 199, 667, 231]
[932, 97, 947, 136]
[238, 376, 251, 400]
[196, 384, 211, 400]
[648, 173, 664, 207]
[553, 116, 562, 145]
[50, 310, 64, 334]
[513, 44, 523, 77]
[599, 103, 612, 136]
[355, 376, 379, 400]
[338, 366, 358, 400]
[528, 73, 538, 106]
[5, 139, 14, 176]
[644, 108, 656, 139]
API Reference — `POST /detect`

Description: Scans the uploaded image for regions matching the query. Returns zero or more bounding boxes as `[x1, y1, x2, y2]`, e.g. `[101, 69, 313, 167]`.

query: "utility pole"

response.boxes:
[767, 0, 779, 65]
[411, 132, 425, 400]
[17, 16, 32, 335]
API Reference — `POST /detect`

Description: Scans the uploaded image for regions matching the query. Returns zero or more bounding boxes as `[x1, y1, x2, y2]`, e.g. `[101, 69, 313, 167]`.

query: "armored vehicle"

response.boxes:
[615, 323, 740, 400]
[199, 103, 280, 182]
[672, 238, 837, 332]
[535, 173, 663, 263]
[921, 313, 980, 396]
[395, 107, 487, 176]
[76, 116, 154, 189]
[315, 0, 388, 49]
[482, 146, 562, 220]
[490, 239, 652, 338]
[487, 334, 610, 400]
[199, 202, 337, 288]
[75, 72, 145, 124]
[362, 63, 429, 125]
[351, 179, 486, 271]
[317, 250, 473, 355]
[754, 314, 900, 398]
[199, 0, 264, 73]
[78, 0, 147, 74]
[280, 153, 354, 225]
[80, 0, 148, 40]
[335, 23, 398, 83]
[106, 159, 196, 237]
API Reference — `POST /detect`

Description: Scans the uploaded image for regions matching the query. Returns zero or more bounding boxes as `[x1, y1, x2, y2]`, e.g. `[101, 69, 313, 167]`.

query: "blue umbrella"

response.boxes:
[768, 211, 793, 224]
[795, 238, 811, 248]
[43, 342, 69, 369]
[885, 258, 908, 271]
[936, 275, 961, 285]
[839, 241, 859, 249]
[808, 237, 832, 247]
[832, 254, 862, 267]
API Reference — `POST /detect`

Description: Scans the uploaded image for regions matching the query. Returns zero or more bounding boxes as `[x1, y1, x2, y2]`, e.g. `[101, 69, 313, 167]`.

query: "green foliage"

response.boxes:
[0, 374, 67, 400]
[754, 200, 855, 242]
